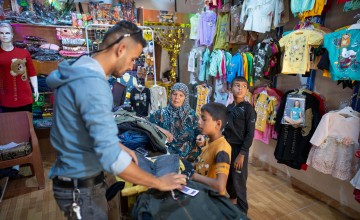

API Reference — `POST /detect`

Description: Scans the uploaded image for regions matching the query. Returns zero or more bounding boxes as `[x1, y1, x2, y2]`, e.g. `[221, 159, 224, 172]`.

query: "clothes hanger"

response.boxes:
[337, 106, 359, 118]
[348, 14, 360, 30]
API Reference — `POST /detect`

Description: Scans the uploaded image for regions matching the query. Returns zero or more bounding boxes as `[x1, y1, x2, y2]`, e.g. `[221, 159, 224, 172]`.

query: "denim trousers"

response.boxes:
[52, 182, 108, 220]
[119, 130, 149, 150]
[136, 152, 179, 177]
[226, 153, 249, 215]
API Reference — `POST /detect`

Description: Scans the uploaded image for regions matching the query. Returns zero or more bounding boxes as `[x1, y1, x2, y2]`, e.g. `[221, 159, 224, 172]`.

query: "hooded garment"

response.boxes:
[46, 56, 131, 179]
[149, 83, 201, 162]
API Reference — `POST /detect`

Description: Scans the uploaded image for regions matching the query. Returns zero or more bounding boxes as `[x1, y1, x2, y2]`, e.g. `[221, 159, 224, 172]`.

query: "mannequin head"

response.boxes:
[0, 23, 14, 44]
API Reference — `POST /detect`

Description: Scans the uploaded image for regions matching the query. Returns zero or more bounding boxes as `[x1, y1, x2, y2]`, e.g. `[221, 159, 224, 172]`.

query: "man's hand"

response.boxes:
[234, 154, 245, 171]
[119, 143, 138, 165]
[196, 135, 205, 147]
[156, 173, 187, 191]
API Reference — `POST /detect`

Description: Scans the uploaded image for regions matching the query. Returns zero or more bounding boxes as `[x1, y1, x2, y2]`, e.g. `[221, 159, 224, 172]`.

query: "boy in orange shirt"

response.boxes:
[192, 102, 231, 195]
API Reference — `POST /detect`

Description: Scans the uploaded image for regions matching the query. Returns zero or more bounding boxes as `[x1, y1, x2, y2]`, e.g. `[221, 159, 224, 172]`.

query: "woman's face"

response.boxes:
[171, 90, 185, 108]
[294, 100, 300, 107]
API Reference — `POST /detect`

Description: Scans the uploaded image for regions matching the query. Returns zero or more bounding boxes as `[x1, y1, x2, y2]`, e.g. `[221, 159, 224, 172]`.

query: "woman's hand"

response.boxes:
[157, 126, 174, 142]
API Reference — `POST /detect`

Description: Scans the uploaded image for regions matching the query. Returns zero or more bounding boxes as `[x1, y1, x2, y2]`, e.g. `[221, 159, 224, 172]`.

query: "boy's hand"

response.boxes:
[196, 135, 205, 147]
[234, 154, 245, 171]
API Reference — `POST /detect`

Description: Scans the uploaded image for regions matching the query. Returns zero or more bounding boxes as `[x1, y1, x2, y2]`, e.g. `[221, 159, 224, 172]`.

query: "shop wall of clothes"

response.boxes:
[182, 0, 360, 204]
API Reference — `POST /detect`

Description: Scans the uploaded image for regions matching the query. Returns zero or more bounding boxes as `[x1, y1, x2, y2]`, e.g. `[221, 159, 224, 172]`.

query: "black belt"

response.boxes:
[53, 172, 104, 188]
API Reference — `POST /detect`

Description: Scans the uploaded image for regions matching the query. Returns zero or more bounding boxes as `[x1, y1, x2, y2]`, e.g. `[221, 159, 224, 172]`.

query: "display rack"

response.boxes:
[85, 24, 157, 85]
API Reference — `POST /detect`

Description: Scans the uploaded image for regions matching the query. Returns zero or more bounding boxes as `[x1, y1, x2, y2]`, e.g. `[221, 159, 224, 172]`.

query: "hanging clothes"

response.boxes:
[227, 52, 243, 84]
[119, 74, 138, 106]
[187, 82, 198, 110]
[198, 11, 217, 47]
[240, 0, 276, 33]
[279, 30, 323, 75]
[199, 48, 211, 81]
[253, 90, 279, 132]
[323, 29, 360, 81]
[149, 85, 167, 112]
[214, 79, 228, 106]
[188, 47, 206, 75]
[130, 86, 151, 117]
[297, 0, 326, 21]
[190, 13, 201, 40]
[307, 108, 360, 181]
[229, 4, 248, 44]
[274, 90, 321, 170]
[253, 42, 273, 80]
[195, 84, 212, 117]
[290, 0, 315, 15]
[213, 12, 230, 50]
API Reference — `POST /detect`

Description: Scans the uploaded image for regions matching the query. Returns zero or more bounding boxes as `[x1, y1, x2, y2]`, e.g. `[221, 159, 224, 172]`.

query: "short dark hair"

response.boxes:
[101, 21, 147, 50]
[231, 76, 249, 88]
[201, 103, 228, 130]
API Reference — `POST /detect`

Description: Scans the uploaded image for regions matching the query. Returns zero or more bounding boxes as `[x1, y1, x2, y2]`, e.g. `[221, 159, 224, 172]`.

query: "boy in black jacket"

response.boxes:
[224, 76, 256, 215]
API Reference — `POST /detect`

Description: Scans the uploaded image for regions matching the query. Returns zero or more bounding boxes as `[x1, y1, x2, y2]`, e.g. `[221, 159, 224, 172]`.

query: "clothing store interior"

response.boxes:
[0, 0, 360, 219]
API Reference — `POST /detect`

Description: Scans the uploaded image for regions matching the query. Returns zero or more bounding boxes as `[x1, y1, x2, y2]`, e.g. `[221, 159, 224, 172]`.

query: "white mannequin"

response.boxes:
[0, 23, 39, 102]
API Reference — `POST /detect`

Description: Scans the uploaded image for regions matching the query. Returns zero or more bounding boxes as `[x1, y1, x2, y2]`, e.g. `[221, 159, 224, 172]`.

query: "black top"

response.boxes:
[223, 101, 257, 156]
[130, 86, 151, 117]
[274, 90, 321, 170]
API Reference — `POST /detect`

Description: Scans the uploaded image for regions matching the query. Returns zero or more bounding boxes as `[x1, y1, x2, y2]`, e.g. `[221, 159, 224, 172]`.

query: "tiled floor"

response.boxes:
[0, 138, 356, 219]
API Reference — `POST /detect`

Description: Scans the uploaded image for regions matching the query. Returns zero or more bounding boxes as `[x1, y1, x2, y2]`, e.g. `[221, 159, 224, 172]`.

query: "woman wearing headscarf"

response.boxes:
[149, 83, 201, 162]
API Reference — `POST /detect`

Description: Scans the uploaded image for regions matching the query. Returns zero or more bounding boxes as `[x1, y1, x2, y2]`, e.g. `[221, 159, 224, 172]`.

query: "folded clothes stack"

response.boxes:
[57, 28, 88, 58]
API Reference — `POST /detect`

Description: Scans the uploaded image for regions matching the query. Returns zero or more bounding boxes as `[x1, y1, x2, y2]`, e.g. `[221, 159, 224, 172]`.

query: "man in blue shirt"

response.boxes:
[47, 21, 186, 219]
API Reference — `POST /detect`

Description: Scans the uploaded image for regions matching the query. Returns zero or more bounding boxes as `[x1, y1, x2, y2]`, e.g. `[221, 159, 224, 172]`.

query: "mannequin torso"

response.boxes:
[0, 23, 38, 111]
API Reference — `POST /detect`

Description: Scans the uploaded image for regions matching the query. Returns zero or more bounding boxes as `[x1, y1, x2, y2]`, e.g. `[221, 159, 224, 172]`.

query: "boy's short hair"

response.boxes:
[201, 103, 228, 130]
[231, 76, 249, 88]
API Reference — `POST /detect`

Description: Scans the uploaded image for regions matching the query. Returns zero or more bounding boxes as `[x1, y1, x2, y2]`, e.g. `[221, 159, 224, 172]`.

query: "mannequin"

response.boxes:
[0, 23, 38, 112]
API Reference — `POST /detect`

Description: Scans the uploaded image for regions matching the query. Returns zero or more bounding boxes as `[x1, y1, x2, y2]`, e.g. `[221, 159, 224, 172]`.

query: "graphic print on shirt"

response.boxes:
[284, 36, 306, 64]
[10, 58, 27, 81]
[331, 32, 360, 73]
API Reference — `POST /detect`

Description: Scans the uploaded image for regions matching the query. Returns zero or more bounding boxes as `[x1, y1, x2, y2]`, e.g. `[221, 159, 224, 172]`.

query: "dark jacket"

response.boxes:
[131, 180, 248, 220]
[223, 101, 257, 156]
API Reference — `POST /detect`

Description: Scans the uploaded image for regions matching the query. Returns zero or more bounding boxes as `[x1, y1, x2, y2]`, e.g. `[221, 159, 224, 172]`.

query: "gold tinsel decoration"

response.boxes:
[153, 26, 188, 82]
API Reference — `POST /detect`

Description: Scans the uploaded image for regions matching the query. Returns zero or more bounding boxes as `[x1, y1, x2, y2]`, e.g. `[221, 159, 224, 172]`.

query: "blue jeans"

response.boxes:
[52, 182, 108, 220]
[136, 153, 179, 177]
[119, 130, 149, 150]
